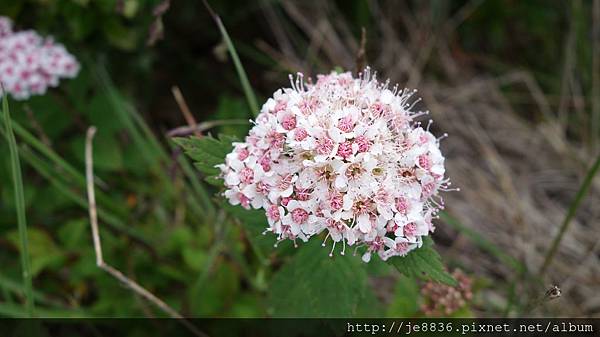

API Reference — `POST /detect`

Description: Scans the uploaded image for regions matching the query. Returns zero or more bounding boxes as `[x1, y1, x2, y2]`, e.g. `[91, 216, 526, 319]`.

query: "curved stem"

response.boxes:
[539, 154, 600, 275]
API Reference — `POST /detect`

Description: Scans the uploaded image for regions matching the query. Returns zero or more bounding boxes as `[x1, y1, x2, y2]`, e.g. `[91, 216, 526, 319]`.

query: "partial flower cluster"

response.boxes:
[0, 16, 79, 100]
[218, 68, 455, 262]
[420, 269, 473, 316]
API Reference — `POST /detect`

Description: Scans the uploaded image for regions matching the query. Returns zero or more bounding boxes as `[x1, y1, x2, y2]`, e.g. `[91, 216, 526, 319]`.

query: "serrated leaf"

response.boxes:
[175, 135, 235, 181]
[193, 159, 221, 173]
[269, 239, 369, 317]
[390, 237, 456, 286]
[204, 175, 225, 187]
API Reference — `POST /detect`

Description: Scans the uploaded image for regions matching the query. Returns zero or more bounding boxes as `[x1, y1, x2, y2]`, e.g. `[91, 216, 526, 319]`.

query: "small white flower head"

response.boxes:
[0, 16, 80, 100]
[219, 68, 455, 261]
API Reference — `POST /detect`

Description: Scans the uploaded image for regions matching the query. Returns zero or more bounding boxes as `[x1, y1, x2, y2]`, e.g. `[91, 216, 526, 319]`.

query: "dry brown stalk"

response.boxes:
[85, 126, 208, 337]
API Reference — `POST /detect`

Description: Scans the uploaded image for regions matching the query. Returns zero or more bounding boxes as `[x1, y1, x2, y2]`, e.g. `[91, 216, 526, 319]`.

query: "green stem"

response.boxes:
[11, 121, 81, 184]
[19, 146, 151, 245]
[2, 94, 34, 316]
[11, 119, 126, 217]
[0, 274, 65, 308]
[207, 5, 259, 116]
[539, 154, 600, 275]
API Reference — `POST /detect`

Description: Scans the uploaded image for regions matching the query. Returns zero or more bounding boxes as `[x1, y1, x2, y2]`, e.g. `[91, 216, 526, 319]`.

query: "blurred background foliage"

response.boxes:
[0, 0, 598, 319]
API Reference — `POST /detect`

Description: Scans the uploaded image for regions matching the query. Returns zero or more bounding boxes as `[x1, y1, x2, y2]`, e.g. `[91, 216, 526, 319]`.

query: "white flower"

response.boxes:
[0, 16, 79, 100]
[218, 68, 454, 261]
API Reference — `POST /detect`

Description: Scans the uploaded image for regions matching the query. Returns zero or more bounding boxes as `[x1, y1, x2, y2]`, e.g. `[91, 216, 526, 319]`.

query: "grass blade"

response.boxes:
[0, 274, 67, 308]
[96, 62, 217, 220]
[18, 145, 151, 245]
[10, 118, 127, 217]
[203, 0, 259, 116]
[1, 94, 34, 316]
[0, 302, 85, 318]
[539, 154, 600, 275]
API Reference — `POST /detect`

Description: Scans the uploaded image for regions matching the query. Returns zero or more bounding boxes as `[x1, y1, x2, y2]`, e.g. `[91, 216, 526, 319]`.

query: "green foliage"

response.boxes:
[174, 134, 236, 186]
[6, 229, 65, 277]
[390, 237, 457, 286]
[268, 239, 371, 317]
[4, 0, 575, 319]
[0, 0, 161, 52]
[540, 153, 600, 275]
[1, 94, 34, 316]
[189, 262, 240, 316]
[387, 275, 419, 317]
[175, 130, 457, 319]
[213, 96, 250, 138]
[209, 10, 259, 116]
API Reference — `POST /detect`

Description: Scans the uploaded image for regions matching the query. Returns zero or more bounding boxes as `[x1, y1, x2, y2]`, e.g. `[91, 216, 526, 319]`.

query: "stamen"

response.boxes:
[426, 119, 433, 131]
[322, 232, 331, 247]
[218, 68, 456, 263]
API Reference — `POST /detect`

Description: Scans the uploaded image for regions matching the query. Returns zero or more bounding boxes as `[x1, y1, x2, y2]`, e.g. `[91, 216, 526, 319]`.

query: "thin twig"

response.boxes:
[86, 129, 103, 267]
[85, 127, 208, 337]
[171, 86, 201, 137]
[167, 119, 249, 137]
[147, 0, 171, 46]
[260, 0, 303, 69]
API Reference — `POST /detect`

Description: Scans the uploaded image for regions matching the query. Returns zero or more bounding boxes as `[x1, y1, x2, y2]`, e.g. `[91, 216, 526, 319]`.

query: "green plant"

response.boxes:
[1, 94, 34, 316]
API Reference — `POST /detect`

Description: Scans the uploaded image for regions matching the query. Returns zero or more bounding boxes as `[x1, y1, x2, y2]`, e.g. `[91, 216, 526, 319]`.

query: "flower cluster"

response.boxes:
[421, 269, 473, 316]
[0, 16, 79, 100]
[218, 68, 455, 262]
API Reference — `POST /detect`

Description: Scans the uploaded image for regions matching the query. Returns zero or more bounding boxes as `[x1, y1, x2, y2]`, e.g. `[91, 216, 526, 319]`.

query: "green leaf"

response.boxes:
[390, 237, 456, 286]
[57, 218, 88, 250]
[213, 95, 250, 138]
[355, 286, 384, 317]
[7, 229, 65, 277]
[87, 93, 125, 134]
[182, 246, 208, 272]
[175, 134, 236, 184]
[269, 239, 369, 317]
[22, 96, 71, 139]
[386, 275, 419, 317]
[220, 201, 273, 256]
[102, 17, 139, 51]
[188, 262, 240, 315]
